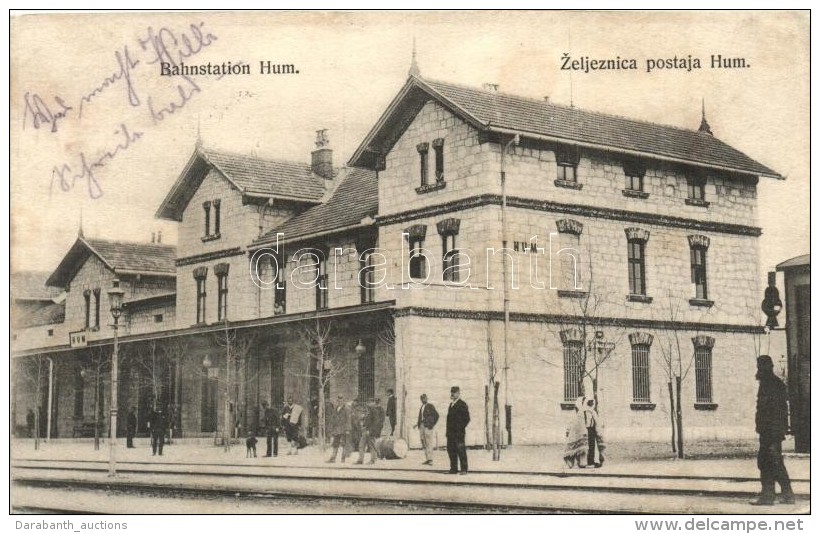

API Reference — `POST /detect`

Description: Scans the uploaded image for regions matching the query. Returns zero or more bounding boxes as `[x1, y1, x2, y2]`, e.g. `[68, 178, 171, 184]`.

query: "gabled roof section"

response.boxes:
[10, 271, 62, 301]
[156, 146, 327, 221]
[13, 301, 65, 329]
[45, 237, 176, 288]
[349, 76, 781, 179]
[253, 167, 377, 246]
[776, 254, 810, 271]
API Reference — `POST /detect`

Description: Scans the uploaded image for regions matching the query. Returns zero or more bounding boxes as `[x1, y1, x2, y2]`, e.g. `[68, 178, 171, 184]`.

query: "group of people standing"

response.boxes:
[326, 396, 386, 464]
[259, 397, 306, 457]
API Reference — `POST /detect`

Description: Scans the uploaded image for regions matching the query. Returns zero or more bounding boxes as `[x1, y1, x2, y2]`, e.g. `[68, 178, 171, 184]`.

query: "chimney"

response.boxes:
[483, 83, 499, 93]
[311, 129, 333, 180]
[157, 230, 162, 244]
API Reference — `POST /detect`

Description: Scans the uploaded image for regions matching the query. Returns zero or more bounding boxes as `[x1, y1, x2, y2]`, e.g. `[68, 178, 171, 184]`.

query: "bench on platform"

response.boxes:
[72, 421, 100, 438]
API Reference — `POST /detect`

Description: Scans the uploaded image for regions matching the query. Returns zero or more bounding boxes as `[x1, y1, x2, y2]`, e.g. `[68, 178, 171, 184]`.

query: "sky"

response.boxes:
[9, 11, 809, 283]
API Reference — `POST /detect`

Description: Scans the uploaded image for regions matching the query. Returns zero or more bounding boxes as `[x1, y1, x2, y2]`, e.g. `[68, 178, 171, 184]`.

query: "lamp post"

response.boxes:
[107, 279, 124, 477]
[202, 354, 219, 446]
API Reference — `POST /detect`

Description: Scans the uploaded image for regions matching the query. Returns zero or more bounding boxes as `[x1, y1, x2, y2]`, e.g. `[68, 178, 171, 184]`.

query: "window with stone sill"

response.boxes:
[417, 142, 429, 187]
[686, 176, 709, 206]
[201, 200, 222, 241]
[623, 159, 649, 198]
[555, 144, 581, 189]
[315, 250, 328, 311]
[432, 138, 445, 183]
[194, 267, 208, 324]
[215, 263, 229, 322]
[202, 201, 211, 238]
[437, 217, 461, 283]
[629, 332, 653, 405]
[693, 335, 715, 405]
[84, 290, 91, 330]
[273, 254, 287, 314]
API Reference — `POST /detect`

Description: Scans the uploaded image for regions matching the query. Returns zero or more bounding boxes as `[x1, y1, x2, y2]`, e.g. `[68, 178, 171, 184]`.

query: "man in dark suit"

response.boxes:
[326, 395, 351, 463]
[413, 393, 439, 465]
[126, 407, 137, 448]
[446, 386, 470, 474]
[148, 408, 167, 456]
[751, 356, 795, 505]
[386, 389, 397, 436]
[261, 400, 280, 457]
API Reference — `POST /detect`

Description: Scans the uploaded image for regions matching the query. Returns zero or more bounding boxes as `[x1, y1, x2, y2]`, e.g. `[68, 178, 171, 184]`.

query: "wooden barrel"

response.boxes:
[376, 437, 408, 459]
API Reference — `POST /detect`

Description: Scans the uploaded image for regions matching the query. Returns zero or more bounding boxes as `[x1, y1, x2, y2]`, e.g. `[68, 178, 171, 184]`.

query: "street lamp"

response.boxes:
[107, 279, 124, 477]
[354, 339, 366, 355]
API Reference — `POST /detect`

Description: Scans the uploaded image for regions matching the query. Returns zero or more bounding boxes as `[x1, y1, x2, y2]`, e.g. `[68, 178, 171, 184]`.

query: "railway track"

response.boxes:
[11, 459, 810, 514]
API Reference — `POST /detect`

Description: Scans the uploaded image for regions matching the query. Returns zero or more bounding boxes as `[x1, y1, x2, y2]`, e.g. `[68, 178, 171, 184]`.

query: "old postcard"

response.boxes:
[9, 10, 810, 520]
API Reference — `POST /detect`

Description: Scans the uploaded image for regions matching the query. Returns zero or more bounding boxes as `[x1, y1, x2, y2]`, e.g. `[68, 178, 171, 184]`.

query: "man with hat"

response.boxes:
[446, 386, 470, 474]
[751, 355, 795, 505]
[260, 400, 280, 457]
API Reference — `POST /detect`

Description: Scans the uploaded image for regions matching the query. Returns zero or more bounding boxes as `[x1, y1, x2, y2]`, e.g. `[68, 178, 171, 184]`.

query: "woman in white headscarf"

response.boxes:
[582, 396, 605, 467]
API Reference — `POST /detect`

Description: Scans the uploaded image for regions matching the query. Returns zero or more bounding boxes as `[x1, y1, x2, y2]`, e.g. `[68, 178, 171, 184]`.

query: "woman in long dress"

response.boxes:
[563, 396, 589, 468]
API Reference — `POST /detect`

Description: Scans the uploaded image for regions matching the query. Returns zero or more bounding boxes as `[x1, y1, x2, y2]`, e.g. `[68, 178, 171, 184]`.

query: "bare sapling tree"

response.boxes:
[213, 323, 258, 451]
[538, 247, 622, 406]
[85, 346, 113, 450]
[377, 316, 407, 440]
[18, 354, 49, 450]
[296, 318, 354, 451]
[653, 290, 709, 459]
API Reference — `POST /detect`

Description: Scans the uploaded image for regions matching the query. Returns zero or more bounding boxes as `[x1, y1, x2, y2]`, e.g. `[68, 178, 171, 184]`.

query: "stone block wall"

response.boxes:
[396, 314, 759, 448]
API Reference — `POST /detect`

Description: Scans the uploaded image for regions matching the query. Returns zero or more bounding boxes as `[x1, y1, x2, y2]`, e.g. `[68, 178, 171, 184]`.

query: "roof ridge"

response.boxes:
[423, 77, 715, 138]
[84, 236, 176, 249]
[199, 146, 314, 170]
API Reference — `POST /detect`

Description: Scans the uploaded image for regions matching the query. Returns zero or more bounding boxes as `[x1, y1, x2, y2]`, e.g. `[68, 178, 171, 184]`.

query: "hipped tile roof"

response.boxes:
[10, 271, 62, 300]
[156, 147, 326, 221]
[350, 76, 780, 178]
[13, 302, 65, 328]
[255, 167, 377, 245]
[45, 237, 176, 288]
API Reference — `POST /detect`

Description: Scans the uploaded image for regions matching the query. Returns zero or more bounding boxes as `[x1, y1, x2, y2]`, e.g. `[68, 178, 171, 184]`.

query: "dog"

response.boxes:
[246, 434, 258, 457]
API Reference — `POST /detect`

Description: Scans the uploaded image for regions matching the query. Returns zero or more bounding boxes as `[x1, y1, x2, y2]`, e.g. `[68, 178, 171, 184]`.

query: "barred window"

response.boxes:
[631, 344, 651, 403]
[695, 346, 713, 403]
[358, 341, 375, 402]
[563, 341, 583, 402]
